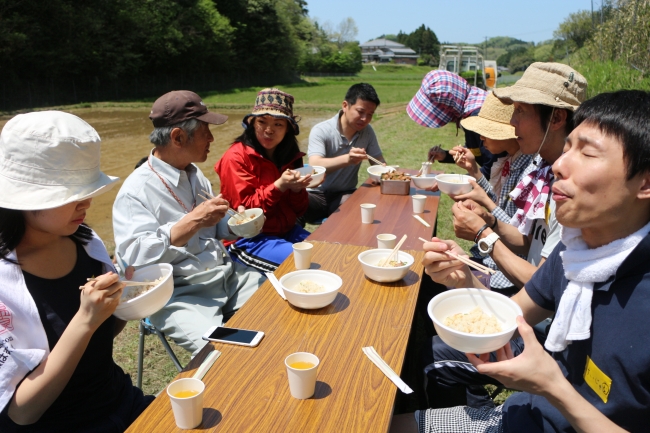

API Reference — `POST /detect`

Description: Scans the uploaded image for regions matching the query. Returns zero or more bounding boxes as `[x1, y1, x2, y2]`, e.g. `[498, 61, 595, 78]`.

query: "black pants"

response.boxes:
[302, 189, 356, 223]
[422, 335, 525, 409]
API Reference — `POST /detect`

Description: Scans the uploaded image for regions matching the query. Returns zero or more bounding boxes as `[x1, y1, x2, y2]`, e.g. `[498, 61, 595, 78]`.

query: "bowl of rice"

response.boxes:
[113, 263, 174, 321]
[296, 165, 326, 188]
[411, 173, 437, 189]
[227, 208, 265, 238]
[434, 174, 476, 195]
[427, 288, 522, 354]
[279, 270, 342, 309]
[357, 249, 415, 283]
[367, 165, 395, 183]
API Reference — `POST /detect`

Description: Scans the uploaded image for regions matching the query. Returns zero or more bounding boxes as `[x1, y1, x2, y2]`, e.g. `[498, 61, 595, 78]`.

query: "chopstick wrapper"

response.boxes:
[192, 349, 221, 380]
[362, 347, 413, 394]
[265, 272, 287, 300]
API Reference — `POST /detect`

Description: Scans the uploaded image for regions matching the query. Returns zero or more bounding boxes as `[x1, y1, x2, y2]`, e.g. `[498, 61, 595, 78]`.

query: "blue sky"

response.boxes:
[307, 0, 597, 45]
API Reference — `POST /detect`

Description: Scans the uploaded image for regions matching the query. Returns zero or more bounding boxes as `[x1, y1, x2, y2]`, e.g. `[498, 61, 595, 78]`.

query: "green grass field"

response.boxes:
[106, 64, 484, 408]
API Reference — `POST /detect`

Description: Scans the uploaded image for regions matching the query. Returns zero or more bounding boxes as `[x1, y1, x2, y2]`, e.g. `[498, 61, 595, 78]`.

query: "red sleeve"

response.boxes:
[215, 145, 284, 213]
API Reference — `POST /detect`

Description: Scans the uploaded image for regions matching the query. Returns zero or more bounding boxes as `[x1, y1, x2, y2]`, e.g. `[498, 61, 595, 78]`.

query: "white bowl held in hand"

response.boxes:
[357, 249, 415, 283]
[227, 208, 265, 238]
[367, 165, 395, 183]
[434, 174, 476, 195]
[427, 288, 522, 354]
[114, 263, 174, 321]
[296, 166, 326, 188]
[279, 270, 342, 309]
[411, 174, 437, 189]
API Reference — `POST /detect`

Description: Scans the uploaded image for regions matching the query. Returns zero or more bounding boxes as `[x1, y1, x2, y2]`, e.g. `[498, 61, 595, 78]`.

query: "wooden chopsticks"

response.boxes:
[445, 251, 495, 275]
[199, 189, 244, 221]
[417, 237, 496, 275]
[379, 234, 407, 267]
[80, 278, 158, 290]
[413, 215, 431, 227]
[365, 154, 384, 166]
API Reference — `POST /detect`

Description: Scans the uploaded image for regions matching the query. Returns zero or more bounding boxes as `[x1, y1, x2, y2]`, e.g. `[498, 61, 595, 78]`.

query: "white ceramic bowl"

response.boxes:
[411, 174, 437, 189]
[427, 288, 522, 354]
[227, 208, 265, 238]
[357, 249, 415, 283]
[114, 263, 174, 321]
[279, 270, 343, 309]
[367, 165, 395, 183]
[435, 174, 476, 195]
[296, 165, 326, 188]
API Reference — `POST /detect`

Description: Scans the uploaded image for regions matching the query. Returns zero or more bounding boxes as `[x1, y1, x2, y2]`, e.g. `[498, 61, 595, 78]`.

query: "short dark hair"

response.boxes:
[233, 117, 302, 170]
[573, 90, 650, 180]
[535, 105, 574, 136]
[345, 83, 380, 107]
[0, 208, 93, 263]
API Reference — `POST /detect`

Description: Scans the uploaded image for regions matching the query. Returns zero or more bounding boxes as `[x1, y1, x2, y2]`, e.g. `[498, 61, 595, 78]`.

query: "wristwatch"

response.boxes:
[478, 232, 500, 256]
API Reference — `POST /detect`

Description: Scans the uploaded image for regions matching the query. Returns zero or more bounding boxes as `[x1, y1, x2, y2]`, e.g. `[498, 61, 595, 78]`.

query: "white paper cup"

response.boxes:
[360, 203, 376, 224]
[292, 242, 314, 270]
[412, 194, 426, 214]
[285, 352, 320, 399]
[167, 378, 205, 429]
[377, 234, 397, 249]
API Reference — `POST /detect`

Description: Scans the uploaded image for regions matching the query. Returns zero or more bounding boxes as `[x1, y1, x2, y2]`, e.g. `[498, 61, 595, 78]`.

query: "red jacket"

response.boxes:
[214, 142, 308, 236]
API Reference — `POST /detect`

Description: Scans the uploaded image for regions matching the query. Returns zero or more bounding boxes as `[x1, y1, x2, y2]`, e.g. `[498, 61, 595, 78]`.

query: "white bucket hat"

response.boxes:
[0, 111, 119, 210]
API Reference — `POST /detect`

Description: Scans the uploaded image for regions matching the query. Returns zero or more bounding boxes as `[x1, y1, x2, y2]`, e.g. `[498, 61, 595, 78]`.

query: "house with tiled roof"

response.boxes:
[359, 39, 419, 65]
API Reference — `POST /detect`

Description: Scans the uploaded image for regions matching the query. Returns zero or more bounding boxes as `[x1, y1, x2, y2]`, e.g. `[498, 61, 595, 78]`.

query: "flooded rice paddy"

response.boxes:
[0, 108, 329, 254]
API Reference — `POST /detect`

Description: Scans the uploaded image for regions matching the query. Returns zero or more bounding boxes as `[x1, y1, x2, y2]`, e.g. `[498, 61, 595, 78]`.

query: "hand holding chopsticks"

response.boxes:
[418, 237, 495, 275]
[82, 277, 158, 290]
[444, 251, 495, 275]
[199, 189, 244, 221]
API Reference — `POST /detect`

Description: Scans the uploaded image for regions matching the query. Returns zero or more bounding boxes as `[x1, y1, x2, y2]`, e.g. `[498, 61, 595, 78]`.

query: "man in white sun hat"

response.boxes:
[113, 90, 264, 357]
[0, 111, 154, 431]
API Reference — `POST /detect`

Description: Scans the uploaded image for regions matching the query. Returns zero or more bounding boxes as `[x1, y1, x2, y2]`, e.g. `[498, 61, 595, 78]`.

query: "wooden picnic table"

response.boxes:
[307, 170, 441, 250]
[125, 242, 425, 433]
[126, 168, 444, 432]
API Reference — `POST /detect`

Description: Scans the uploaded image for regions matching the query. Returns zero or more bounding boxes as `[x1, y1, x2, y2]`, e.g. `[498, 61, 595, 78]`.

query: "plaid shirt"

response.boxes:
[470, 152, 533, 289]
[407, 70, 487, 128]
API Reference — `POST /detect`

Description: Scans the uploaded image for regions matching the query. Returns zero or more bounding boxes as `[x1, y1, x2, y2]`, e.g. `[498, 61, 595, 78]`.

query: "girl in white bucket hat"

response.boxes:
[0, 111, 153, 431]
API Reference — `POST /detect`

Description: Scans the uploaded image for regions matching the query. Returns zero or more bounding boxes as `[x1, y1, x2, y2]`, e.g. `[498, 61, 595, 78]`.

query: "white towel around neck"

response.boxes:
[545, 221, 650, 352]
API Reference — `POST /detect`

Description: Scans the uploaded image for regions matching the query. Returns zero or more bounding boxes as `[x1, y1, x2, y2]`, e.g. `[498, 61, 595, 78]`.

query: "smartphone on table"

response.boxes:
[202, 326, 264, 347]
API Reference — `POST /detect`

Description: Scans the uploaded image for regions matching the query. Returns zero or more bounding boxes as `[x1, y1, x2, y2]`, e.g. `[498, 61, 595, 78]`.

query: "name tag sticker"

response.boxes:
[583, 356, 612, 403]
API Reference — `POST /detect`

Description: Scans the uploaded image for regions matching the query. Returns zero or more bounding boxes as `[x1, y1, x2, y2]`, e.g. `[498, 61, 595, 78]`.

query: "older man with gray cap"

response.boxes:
[113, 90, 264, 356]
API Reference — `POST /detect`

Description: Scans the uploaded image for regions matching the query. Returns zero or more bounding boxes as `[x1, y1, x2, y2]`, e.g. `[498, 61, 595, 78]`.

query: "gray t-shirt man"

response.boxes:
[308, 110, 383, 194]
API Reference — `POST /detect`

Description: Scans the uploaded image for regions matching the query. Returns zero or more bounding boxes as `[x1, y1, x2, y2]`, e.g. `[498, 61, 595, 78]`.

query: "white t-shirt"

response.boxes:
[527, 196, 560, 266]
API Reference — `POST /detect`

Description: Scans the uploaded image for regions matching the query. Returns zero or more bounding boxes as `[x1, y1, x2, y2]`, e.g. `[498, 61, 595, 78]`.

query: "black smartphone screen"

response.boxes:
[208, 327, 258, 344]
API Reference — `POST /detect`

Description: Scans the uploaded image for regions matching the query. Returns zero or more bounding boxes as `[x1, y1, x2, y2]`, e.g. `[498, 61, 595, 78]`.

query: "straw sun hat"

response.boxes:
[242, 88, 300, 134]
[460, 93, 516, 141]
[493, 62, 587, 111]
[0, 111, 119, 210]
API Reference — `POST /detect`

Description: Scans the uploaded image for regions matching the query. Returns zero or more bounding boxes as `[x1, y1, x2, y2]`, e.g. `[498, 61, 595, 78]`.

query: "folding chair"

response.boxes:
[136, 317, 183, 389]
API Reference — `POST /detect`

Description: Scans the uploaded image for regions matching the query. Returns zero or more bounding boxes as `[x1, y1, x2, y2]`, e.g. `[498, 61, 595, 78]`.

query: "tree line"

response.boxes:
[0, 0, 363, 110]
